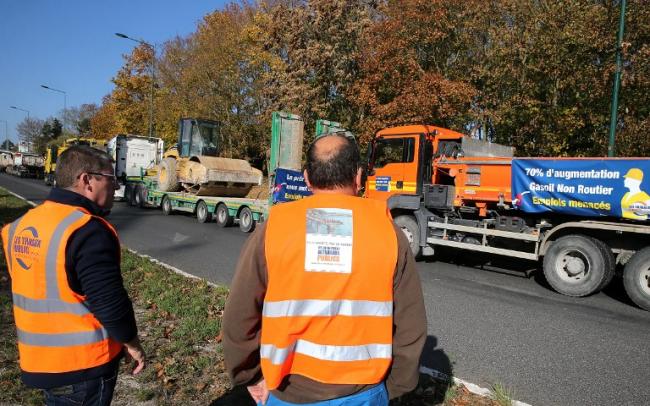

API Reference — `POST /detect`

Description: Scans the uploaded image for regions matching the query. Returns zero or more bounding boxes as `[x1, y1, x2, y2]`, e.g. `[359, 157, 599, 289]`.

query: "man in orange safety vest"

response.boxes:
[223, 133, 426, 405]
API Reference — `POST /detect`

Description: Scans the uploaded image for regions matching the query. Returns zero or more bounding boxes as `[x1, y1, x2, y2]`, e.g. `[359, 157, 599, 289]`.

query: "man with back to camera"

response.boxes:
[1, 145, 145, 405]
[222, 133, 427, 405]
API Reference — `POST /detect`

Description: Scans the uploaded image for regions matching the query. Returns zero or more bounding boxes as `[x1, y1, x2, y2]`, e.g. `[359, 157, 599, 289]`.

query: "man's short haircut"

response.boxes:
[55, 145, 113, 188]
[306, 133, 360, 190]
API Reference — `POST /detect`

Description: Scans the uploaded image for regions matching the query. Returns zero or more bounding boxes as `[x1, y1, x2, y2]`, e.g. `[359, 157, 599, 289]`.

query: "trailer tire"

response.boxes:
[543, 235, 608, 297]
[592, 238, 616, 291]
[394, 215, 421, 257]
[623, 247, 650, 311]
[196, 200, 212, 223]
[126, 184, 136, 206]
[215, 203, 233, 228]
[158, 157, 181, 192]
[239, 207, 255, 233]
[133, 185, 146, 208]
[161, 195, 172, 215]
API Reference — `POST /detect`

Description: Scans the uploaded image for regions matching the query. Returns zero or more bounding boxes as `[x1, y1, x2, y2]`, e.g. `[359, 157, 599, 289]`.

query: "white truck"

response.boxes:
[106, 134, 164, 202]
[6, 152, 44, 178]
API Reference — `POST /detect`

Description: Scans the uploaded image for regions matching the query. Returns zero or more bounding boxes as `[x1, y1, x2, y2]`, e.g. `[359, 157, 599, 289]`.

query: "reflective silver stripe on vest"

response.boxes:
[263, 300, 392, 318]
[12, 293, 91, 316]
[5, 218, 21, 274]
[17, 327, 109, 347]
[261, 340, 392, 365]
[46, 210, 86, 299]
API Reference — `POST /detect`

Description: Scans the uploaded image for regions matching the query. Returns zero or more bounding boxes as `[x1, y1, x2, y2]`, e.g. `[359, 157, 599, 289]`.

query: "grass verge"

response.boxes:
[1, 186, 509, 405]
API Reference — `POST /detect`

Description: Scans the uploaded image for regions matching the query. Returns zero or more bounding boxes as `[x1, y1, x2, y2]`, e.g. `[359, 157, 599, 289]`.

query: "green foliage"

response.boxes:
[491, 382, 515, 406]
[92, 0, 650, 158]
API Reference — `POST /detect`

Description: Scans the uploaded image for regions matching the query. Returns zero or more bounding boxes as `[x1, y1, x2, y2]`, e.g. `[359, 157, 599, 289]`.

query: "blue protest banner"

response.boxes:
[272, 168, 312, 204]
[511, 158, 650, 221]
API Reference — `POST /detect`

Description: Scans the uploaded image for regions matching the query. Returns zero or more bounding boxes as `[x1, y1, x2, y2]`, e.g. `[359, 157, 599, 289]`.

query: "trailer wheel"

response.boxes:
[543, 235, 608, 297]
[158, 157, 181, 192]
[239, 207, 255, 233]
[394, 215, 421, 257]
[161, 195, 172, 215]
[623, 247, 650, 311]
[126, 184, 136, 206]
[196, 200, 212, 223]
[592, 238, 616, 291]
[215, 203, 233, 228]
[133, 185, 146, 208]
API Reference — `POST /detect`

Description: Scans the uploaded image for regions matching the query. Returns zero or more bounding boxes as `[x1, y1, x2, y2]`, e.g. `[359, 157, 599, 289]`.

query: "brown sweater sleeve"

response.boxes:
[385, 223, 427, 399]
[222, 222, 268, 387]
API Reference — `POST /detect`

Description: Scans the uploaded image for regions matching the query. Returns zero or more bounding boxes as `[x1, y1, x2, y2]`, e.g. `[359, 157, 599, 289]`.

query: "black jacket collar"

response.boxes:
[46, 188, 110, 218]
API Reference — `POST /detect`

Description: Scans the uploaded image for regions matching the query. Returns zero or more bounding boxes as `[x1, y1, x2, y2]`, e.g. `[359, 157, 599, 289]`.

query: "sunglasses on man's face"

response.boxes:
[84, 172, 119, 184]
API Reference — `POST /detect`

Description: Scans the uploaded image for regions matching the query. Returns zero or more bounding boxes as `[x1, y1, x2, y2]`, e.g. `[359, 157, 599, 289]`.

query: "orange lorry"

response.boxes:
[363, 124, 650, 311]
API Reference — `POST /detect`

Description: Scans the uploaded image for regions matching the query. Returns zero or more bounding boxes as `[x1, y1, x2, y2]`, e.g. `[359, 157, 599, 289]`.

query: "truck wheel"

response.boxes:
[592, 238, 616, 291]
[215, 203, 233, 227]
[239, 207, 256, 233]
[543, 235, 607, 297]
[126, 184, 136, 206]
[394, 215, 421, 257]
[161, 195, 172, 215]
[158, 157, 181, 192]
[623, 247, 650, 311]
[196, 201, 212, 223]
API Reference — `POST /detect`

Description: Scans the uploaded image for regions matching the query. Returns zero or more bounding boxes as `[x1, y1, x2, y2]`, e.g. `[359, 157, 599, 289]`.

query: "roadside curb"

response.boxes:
[419, 366, 532, 406]
[4, 189, 36, 207]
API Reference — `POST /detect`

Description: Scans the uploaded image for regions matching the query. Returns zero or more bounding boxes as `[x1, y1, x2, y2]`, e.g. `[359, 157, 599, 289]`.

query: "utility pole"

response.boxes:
[0, 120, 8, 150]
[607, 0, 627, 157]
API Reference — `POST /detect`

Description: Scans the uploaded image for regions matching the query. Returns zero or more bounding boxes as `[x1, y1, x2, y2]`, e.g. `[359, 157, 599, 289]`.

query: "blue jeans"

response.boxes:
[43, 368, 118, 406]
[263, 383, 388, 406]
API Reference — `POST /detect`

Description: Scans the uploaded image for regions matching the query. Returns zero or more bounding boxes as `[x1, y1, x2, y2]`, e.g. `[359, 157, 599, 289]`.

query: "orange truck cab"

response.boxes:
[363, 124, 514, 255]
[364, 125, 513, 211]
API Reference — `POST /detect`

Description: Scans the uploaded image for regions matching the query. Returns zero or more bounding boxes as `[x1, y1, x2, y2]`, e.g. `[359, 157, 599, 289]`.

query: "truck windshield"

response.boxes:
[371, 137, 415, 168]
[189, 122, 220, 157]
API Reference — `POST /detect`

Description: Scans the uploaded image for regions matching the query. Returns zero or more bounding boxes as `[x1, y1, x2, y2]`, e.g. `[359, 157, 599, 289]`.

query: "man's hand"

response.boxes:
[124, 336, 146, 375]
[247, 379, 269, 405]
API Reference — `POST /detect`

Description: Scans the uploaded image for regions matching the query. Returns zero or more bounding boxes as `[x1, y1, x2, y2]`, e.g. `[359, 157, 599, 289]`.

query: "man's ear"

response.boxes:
[354, 167, 363, 192]
[303, 170, 312, 189]
[77, 173, 91, 190]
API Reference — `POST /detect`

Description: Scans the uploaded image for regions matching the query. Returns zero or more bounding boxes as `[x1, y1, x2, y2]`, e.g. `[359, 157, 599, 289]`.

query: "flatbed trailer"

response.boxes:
[123, 111, 311, 233]
[125, 176, 269, 232]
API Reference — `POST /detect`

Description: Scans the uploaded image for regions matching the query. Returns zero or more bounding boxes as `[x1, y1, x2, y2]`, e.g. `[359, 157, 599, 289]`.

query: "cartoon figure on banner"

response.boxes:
[621, 168, 650, 220]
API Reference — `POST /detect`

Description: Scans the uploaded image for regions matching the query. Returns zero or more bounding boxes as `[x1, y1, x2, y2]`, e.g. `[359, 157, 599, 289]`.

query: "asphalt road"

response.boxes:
[2, 173, 649, 406]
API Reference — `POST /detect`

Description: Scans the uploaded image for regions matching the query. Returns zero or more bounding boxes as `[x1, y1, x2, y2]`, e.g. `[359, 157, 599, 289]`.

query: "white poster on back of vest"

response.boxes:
[304, 208, 353, 273]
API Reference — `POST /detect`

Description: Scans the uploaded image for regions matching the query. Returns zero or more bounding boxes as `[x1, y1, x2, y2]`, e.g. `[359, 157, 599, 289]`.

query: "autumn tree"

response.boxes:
[258, 0, 374, 143]
[452, 0, 650, 157]
[110, 44, 157, 137]
[352, 0, 476, 144]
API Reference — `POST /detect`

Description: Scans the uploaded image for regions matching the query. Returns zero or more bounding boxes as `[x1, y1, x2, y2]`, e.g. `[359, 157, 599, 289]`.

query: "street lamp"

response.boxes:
[40, 85, 67, 135]
[10, 106, 30, 120]
[0, 120, 8, 150]
[115, 32, 155, 137]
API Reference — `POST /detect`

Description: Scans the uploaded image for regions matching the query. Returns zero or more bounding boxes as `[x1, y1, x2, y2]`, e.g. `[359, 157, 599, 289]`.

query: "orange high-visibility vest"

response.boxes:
[1, 201, 123, 374]
[262, 193, 398, 389]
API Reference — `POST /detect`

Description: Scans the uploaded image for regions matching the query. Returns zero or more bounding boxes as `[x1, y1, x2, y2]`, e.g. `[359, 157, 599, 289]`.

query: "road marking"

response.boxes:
[172, 232, 189, 243]
[419, 366, 532, 406]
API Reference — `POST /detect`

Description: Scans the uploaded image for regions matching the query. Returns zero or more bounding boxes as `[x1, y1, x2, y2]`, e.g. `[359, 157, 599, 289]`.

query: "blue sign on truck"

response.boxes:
[511, 158, 650, 221]
[272, 168, 312, 204]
